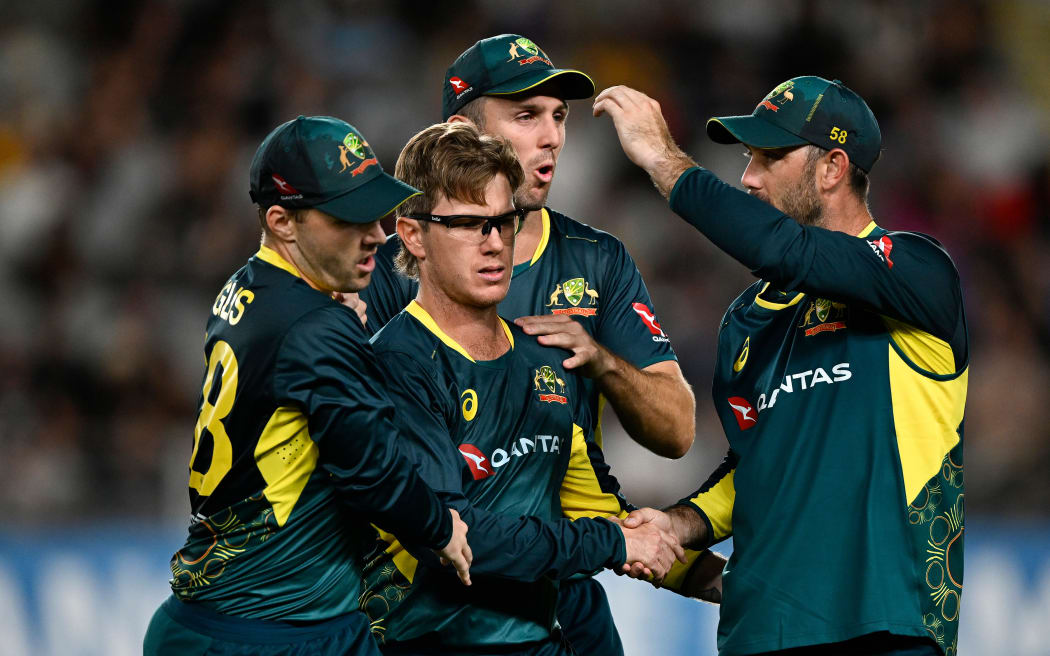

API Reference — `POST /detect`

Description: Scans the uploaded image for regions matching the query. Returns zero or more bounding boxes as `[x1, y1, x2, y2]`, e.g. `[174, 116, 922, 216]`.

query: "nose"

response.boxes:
[363, 220, 385, 245]
[740, 157, 762, 194]
[538, 114, 563, 152]
[480, 221, 507, 254]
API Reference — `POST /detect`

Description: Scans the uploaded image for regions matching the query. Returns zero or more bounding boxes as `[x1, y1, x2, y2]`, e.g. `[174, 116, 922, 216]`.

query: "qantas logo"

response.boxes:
[727, 396, 757, 430]
[458, 444, 492, 480]
[458, 436, 562, 481]
[449, 76, 473, 99]
[868, 235, 894, 268]
[272, 174, 301, 198]
[632, 303, 670, 343]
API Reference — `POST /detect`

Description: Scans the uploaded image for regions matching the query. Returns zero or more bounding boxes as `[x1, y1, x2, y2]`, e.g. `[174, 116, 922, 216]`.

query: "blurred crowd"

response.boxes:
[1, 0, 1048, 525]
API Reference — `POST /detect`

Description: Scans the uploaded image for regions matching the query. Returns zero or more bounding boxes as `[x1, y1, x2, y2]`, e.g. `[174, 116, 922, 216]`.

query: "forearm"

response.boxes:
[451, 502, 626, 580]
[595, 355, 696, 458]
[666, 504, 710, 551]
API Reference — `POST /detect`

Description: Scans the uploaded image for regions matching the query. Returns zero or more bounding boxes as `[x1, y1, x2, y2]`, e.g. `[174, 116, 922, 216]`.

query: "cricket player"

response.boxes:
[360, 34, 720, 655]
[143, 116, 472, 656]
[598, 78, 968, 655]
[360, 122, 685, 656]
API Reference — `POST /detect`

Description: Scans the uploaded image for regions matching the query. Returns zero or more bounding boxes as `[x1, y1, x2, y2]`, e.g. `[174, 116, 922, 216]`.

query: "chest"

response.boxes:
[442, 351, 575, 493]
[498, 245, 604, 330]
[714, 289, 887, 441]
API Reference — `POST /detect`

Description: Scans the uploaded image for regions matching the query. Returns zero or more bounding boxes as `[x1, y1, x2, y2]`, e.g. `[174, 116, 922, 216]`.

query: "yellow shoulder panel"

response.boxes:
[254, 407, 320, 526]
[884, 316, 955, 376]
[560, 424, 627, 520]
[684, 471, 735, 542]
[889, 346, 968, 505]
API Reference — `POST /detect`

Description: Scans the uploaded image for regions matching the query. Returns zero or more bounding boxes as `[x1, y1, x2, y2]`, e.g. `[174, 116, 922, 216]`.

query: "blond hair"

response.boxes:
[393, 122, 523, 279]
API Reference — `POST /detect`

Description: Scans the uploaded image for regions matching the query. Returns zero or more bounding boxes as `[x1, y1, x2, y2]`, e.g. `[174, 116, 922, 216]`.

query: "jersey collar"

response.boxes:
[255, 245, 302, 279]
[513, 208, 551, 277]
[404, 300, 515, 363]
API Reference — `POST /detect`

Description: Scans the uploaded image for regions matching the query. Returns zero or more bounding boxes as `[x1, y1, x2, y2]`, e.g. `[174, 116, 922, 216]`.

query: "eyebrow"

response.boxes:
[509, 100, 569, 114]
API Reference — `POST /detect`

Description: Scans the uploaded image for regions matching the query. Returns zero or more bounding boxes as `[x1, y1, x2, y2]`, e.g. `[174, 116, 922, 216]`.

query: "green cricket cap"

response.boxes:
[249, 116, 420, 223]
[707, 76, 882, 172]
[442, 34, 594, 120]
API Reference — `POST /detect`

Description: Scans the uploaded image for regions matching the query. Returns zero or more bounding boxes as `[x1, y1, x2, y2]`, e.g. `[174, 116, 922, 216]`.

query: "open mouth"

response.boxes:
[535, 164, 554, 183]
[357, 255, 375, 272]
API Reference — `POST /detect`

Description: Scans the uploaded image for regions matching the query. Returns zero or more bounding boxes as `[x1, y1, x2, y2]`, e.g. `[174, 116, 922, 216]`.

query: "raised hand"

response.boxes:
[592, 85, 697, 198]
[434, 508, 472, 586]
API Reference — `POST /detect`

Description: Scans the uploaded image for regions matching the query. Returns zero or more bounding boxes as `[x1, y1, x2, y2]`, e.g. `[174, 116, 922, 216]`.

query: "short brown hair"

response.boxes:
[394, 122, 523, 278]
[454, 96, 488, 129]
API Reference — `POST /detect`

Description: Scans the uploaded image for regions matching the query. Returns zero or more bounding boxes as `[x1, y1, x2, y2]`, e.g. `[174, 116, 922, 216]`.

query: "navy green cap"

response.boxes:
[249, 116, 420, 223]
[442, 34, 594, 120]
[707, 76, 882, 172]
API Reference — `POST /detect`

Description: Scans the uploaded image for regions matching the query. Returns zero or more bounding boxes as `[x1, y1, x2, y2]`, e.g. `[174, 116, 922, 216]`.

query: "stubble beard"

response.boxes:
[779, 159, 825, 228]
[514, 183, 549, 213]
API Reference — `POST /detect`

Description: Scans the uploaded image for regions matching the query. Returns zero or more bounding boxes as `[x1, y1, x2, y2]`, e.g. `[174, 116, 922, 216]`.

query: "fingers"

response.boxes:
[623, 507, 665, 530]
[451, 550, 472, 587]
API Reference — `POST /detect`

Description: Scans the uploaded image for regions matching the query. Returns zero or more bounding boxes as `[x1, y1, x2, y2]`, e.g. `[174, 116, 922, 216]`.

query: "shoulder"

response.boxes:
[370, 310, 440, 365]
[868, 227, 961, 284]
[282, 303, 369, 352]
[547, 208, 631, 259]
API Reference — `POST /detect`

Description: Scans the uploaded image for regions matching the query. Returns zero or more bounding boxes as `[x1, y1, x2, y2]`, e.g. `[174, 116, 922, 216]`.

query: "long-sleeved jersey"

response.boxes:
[670, 167, 968, 655]
[361, 301, 628, 651]
[169, 246, 452, 624]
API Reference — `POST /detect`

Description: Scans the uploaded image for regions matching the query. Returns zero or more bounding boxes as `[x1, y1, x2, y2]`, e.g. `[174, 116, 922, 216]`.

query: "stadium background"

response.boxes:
[1, 1, 1048, 654]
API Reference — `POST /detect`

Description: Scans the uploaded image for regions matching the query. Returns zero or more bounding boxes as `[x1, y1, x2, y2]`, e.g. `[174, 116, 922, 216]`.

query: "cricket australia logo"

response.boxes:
[506, 37, 553, 67]
[337, 132, 378, 177]
[534, 365, 568, 404]
[758, 80, 795, 113]
[798, 298, 848, 337]
[546, 277, 598, 316]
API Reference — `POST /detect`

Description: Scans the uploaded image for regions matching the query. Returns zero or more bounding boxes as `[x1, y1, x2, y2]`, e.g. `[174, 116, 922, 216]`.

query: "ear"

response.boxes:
[397, 217, 427, 261]
[818, 149, 851, 193]
[266, 206, 299, 243]
[447, 114, 473, 126]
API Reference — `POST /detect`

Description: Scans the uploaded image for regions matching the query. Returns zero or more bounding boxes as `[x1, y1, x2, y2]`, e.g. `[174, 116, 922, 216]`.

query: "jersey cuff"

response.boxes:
[668, 166, 702, 209]
[635, 354, 679, 370]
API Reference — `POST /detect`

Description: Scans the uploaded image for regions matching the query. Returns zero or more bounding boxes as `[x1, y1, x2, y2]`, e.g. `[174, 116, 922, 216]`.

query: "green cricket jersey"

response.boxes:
[169, 246, 452, 623]
[670, 168, 968, 655]
[361, 301, 628, 651]
[363, 208, 676, 500]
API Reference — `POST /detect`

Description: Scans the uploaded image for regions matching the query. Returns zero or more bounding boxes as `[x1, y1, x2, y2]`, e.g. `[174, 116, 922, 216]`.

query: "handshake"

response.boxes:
[611, 507, 724, 603]
[613, 506, 684, 585]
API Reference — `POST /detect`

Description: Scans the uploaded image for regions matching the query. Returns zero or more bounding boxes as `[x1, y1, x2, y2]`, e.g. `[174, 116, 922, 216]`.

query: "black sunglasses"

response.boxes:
[402, 208, 527, 241]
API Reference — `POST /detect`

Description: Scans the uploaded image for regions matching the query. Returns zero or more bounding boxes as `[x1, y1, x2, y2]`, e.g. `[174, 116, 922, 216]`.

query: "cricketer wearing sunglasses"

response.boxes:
[358, 122, 686, 656]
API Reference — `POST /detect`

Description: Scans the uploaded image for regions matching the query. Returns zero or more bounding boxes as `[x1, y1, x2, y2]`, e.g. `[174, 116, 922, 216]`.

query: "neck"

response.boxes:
[261, 235, 323, 291]
[415, 285, 509, 361]
[821, 194, 874, 236]
[512, 208, 544, 266]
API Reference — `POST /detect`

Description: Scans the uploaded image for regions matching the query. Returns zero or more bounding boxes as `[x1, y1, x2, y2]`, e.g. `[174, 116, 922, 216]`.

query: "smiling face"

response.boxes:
[289, 208, 386, 292]
[741, 145, 826, 227]
[478, 95, 567, 211]
[412, 174, 516, 310]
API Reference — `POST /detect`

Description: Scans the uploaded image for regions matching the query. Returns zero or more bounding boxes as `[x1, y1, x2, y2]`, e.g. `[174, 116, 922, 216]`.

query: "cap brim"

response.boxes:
[314, 172, 421, 224]
[486, 69, 595, 101]
[706, 115, 808, 149]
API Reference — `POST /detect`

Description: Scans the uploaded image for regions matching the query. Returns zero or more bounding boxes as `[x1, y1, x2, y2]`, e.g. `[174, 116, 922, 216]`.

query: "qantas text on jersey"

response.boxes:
[755, 362, 852, 414]
[459, 434, 563, 479]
